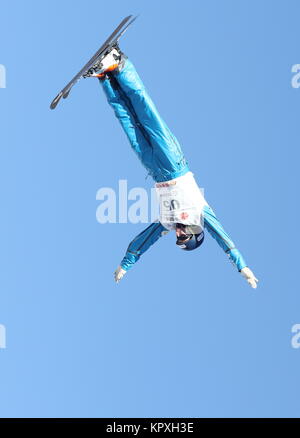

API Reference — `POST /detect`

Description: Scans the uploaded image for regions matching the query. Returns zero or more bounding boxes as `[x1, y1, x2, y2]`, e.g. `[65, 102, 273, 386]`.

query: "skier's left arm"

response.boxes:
[203, 205, 258, 288]
[114, 221, 169, 283]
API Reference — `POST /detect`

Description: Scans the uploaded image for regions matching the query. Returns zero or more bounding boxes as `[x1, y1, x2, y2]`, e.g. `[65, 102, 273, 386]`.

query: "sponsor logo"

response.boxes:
[155, 180, 177, 188]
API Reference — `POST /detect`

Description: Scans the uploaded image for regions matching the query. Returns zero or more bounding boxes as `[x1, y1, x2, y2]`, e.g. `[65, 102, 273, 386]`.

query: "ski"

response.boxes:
[50, 15, 137, 110]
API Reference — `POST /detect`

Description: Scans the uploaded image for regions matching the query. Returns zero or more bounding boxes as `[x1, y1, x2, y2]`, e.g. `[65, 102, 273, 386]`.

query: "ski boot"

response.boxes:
[83, 45, 125, 79]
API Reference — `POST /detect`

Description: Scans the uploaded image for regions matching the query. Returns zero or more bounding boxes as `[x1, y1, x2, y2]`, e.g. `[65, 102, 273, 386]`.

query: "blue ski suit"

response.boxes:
[100, 58, 247, 272]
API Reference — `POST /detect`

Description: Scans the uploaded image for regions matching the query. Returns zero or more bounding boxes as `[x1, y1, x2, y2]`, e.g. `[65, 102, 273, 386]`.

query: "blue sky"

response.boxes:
[0, 0, 300, 417]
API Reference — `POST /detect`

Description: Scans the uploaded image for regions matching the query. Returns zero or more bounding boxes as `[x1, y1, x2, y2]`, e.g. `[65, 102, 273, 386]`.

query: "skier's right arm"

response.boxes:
[114, 221, 169, 282]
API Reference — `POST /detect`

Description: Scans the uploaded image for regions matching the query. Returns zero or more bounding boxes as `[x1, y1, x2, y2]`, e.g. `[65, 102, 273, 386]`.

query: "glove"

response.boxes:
[114, 266, 127, 283]
[240, 267, 259, 289]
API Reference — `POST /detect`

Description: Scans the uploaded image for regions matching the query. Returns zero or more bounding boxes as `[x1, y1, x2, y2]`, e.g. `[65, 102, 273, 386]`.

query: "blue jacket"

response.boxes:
[120, 204, 247, 272]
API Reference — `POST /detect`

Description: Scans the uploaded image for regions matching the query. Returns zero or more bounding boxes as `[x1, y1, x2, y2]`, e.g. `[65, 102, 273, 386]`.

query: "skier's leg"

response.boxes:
[113, 59, 189, 182]
[100, 75, 156, 179]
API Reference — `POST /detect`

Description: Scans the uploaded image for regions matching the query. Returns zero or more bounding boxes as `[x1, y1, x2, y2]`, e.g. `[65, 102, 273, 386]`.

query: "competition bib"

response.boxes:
[155, 172, 208, 231]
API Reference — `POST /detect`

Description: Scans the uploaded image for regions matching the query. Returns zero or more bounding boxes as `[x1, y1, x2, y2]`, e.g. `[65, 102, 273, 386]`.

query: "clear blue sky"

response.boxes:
[0, 0, 300, 418]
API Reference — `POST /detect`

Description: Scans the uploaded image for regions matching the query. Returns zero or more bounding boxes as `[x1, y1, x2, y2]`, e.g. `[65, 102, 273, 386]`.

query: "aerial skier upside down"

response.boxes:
[90, 47, 258, 288]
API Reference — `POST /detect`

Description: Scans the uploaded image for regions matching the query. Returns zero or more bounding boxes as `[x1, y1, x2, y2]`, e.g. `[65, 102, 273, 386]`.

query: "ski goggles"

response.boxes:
[175, 223, 202, 235]
[176, 234, 193, 245]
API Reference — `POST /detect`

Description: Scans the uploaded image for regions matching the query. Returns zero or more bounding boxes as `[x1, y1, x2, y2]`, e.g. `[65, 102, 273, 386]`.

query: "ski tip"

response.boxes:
[63, 89, 71, 99]
[131, 14, 139, 23]
[127, 15, 138, 27]
[115, 14, 139, 44]
[125, 14, 136, 22]
[50, 91, 63, 110]
[126, 14, 139, 27]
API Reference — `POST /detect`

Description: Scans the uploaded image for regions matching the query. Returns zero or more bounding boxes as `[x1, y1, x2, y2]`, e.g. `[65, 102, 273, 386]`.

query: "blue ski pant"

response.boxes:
[100, 59, 190, 182]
